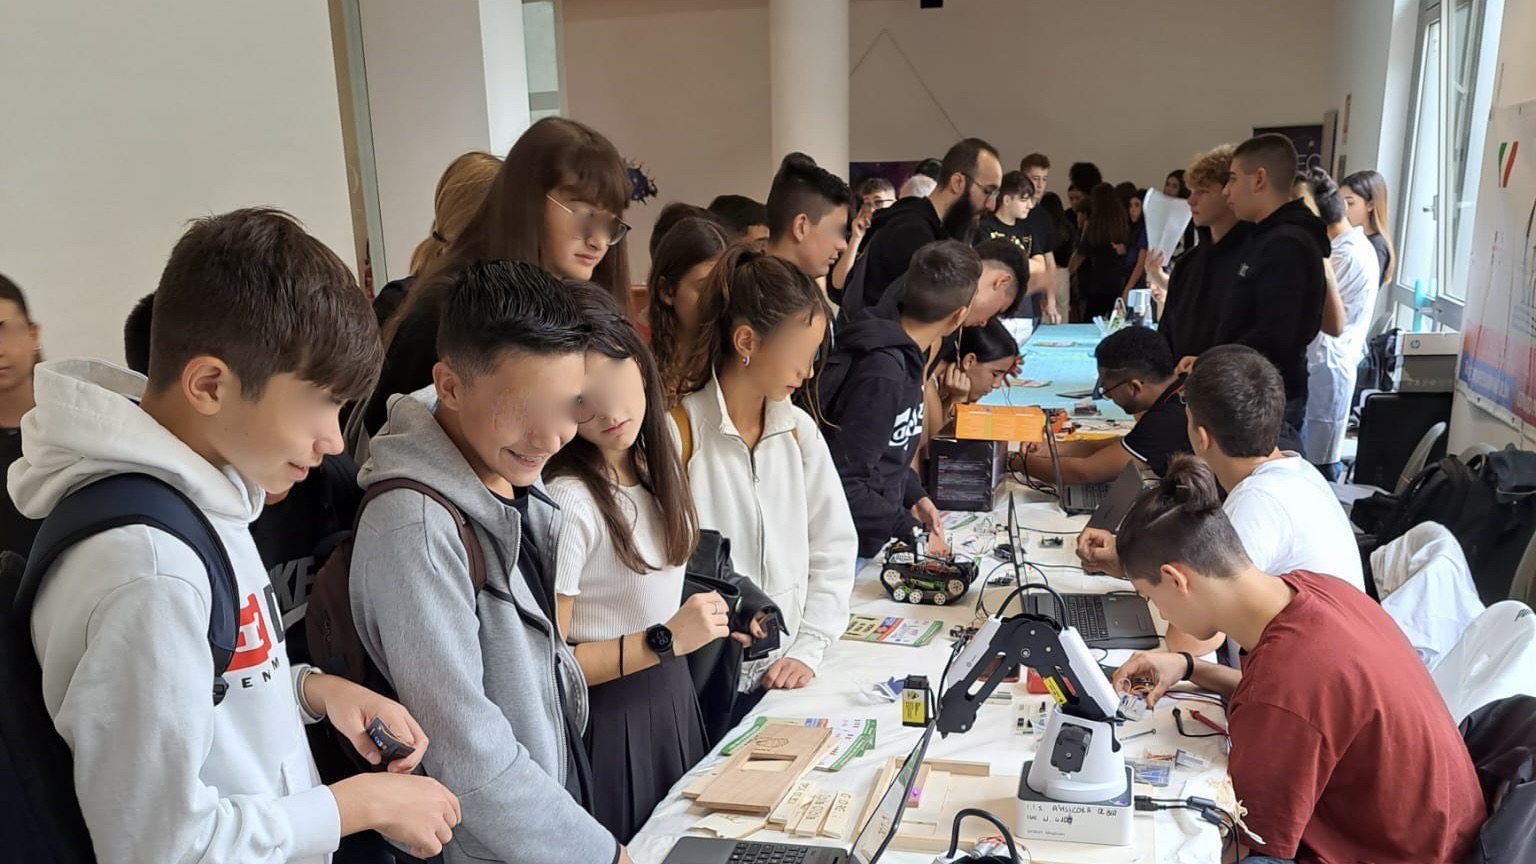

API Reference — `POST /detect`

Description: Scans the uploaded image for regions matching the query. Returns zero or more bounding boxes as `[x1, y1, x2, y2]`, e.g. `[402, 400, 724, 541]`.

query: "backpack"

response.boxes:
[1355, 448, 1536, 604]
[0, 473, 238, 864]
[304, 478, 485, 770]
[1459, 695, 1536, 864]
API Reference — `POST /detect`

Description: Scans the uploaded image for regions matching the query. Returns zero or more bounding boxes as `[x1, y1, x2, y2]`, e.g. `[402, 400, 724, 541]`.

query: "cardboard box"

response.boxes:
[953, 404, 1045, 442]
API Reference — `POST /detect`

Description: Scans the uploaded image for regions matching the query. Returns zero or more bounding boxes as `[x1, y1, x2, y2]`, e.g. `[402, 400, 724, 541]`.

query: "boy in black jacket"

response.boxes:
[1220, 133, 1332, 443]
[818, 240, 980, 566]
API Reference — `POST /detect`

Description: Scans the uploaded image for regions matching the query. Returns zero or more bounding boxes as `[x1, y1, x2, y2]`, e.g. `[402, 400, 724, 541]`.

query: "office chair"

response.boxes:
[1461, 443, 1499, 463]
[1433, 601, 1536, 724]
[1395, 422, 1449, 495]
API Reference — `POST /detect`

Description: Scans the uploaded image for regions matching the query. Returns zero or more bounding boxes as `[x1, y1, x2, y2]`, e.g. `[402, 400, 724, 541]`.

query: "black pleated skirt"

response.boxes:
[584, 658, 709, 843]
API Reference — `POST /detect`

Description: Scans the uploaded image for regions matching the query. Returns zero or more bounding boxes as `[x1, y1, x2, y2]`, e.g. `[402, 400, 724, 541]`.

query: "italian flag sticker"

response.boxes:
[1499, 140, 1518, 188]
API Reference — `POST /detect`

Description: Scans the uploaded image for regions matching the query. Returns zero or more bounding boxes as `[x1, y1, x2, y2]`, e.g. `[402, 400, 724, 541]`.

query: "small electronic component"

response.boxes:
[1118, 692, 1148, 721]
[901, 675, 934, 727]
[1040, 536, 1064, 548]
[366, 716, 416, 765]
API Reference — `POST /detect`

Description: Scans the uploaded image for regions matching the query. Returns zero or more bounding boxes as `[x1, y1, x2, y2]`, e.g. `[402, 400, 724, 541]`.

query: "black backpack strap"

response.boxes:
[359, 478, 487, 592]
[18, 473, 240, 705]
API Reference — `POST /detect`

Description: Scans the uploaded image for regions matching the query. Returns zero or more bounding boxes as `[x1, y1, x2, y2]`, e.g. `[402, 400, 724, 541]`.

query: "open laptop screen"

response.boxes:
[850, 724, 935, 864]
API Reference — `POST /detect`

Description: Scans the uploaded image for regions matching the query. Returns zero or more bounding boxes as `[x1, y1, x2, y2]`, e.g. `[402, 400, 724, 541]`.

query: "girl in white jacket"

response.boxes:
[669, 245, 857, 714]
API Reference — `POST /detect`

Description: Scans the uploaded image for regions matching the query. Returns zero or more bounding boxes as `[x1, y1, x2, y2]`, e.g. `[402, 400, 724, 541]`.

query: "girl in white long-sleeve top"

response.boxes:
[668, 245, 858, 720]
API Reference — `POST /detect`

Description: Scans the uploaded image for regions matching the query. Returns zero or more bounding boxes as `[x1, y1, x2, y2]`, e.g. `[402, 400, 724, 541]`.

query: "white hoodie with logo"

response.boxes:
[8, 359, 340, 864]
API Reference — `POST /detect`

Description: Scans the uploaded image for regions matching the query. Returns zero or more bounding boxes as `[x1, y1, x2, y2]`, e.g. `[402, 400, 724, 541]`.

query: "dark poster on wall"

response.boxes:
[1254, 124, 1328, 175]
[850, 161, 921, 191]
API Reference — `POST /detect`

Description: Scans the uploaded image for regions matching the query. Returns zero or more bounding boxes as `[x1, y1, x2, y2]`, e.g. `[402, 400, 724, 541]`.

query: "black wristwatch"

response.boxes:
[1178, 651, 1196, 682]
[646, 623, 676, 664]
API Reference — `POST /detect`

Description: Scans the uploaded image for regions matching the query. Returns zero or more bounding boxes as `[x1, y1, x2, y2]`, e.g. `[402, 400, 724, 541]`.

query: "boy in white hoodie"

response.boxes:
[9, 208, 461, 863]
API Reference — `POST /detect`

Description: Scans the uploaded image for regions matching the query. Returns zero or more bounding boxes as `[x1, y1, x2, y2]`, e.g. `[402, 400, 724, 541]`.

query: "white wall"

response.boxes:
[1328, 0, 1419, 180]
[1450, 0, 1536, 452]
[562, 0, 773, 275]
[358, 0, 531, 284]
[0, 1, 354, 363]
[563, 0, 1337, 276]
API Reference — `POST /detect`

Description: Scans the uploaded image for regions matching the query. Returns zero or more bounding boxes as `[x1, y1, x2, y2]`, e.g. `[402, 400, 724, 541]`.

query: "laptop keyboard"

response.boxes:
[1061, 596, 1110, 642]
[726, 842, 814, 864]
[1071, 484, 1108, 510]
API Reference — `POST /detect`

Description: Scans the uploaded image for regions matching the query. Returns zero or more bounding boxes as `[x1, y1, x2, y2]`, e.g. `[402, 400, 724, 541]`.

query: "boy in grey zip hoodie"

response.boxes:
[349, 261, 628, 864]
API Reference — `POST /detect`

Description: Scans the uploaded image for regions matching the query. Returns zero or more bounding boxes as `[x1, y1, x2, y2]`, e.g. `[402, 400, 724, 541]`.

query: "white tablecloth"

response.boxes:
[630, 484, 1231, 864]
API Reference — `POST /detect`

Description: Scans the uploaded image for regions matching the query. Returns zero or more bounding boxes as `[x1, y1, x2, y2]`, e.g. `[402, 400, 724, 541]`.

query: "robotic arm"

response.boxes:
[938, 601, 1128, 803]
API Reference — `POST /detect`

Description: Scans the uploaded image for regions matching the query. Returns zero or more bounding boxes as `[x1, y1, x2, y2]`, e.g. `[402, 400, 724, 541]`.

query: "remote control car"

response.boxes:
[879, 540, 979, 606]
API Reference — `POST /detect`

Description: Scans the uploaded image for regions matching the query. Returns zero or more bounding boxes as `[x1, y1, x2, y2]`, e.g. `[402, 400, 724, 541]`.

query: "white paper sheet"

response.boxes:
[1142, 188, 1193, 264]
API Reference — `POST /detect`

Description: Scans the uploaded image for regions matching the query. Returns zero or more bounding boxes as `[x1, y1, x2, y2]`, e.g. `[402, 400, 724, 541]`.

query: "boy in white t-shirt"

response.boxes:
[1078, 345, 1363, 654]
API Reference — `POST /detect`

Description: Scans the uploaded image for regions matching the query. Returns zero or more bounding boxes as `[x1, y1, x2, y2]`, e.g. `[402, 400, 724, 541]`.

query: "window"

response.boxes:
[524, 0, 563, 122]
[1392, 0, 1505, 330]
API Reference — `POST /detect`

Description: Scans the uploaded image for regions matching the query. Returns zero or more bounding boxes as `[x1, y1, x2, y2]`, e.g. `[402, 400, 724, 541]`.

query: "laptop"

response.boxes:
[662, 725, 936, 864]
[1042, 420, 1111, 515]
[1083, 462, 1156, 532]
[1004, 492, 1160, 651]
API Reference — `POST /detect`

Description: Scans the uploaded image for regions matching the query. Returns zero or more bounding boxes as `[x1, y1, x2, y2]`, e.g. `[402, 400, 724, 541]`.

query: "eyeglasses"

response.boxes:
[546, 195, 631, 247]
[1099, 378, 1134, 400]
[964, 174, 1000, 200]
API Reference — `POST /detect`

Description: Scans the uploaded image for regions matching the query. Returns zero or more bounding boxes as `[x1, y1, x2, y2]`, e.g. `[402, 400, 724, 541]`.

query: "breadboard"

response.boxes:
[860, 756, 1158, 862]
[694, 725, 833, 815]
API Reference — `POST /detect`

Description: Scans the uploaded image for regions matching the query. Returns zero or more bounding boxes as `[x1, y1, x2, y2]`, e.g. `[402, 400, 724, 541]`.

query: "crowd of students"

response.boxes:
[0, 111, 1481, 864]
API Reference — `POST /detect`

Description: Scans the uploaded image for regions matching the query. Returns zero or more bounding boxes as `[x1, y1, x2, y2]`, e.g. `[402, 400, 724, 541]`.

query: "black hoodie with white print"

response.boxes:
[816, 315, 931, 559]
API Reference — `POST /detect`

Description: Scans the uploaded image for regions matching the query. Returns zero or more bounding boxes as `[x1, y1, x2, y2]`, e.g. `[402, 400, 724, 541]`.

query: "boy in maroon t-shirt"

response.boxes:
[1110, 454, 1485, 864]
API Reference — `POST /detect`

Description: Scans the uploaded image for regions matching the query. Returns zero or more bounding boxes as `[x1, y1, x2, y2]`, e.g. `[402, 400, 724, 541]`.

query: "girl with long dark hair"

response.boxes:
[546, 288, 730, 842]
[1070, 183, 1131, 320]
[355, 117, 635, 444]
[646, 216, 730, 400]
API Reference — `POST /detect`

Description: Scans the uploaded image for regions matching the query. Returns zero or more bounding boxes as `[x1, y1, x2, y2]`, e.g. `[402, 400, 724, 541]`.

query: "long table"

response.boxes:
[979, 322, 1135, 428]
[629, 484, 1232, 864]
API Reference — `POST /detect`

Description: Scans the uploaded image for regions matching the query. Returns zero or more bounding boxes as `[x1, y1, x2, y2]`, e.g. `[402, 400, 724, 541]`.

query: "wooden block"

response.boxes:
[820, 792, 856, 840]
[691, 812, 767, 840]
[905, 771, 950, 827]
[683, 763, 724, 800]
[905, 765, 932, 808]
[854, 757, 900, 838]
[925, 758, 991, 776]
[767, 780, 814, 826]
[792, 791, 834, 837]
[696, 725, 832, 815]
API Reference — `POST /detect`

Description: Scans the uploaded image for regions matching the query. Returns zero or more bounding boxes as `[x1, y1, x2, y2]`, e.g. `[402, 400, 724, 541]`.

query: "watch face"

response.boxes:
[648, 625, 673, 654]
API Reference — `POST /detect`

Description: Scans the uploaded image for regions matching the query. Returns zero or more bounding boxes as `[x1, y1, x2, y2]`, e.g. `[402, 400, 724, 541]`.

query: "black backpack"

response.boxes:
[0, 474, 238, 864]
[682, 529, 784, 746]
[1460, 695, 1536, 864]
[1354, 448, 1536, 604]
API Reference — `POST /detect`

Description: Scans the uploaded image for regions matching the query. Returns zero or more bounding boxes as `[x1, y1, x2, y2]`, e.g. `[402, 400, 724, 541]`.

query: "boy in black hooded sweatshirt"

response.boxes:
[1219, 133, 1332, 445]
[818, 240, 980, 568]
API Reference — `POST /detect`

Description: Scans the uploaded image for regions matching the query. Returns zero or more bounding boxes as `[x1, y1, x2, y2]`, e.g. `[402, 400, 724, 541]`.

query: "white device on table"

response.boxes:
[938, 497, 1135, 846]
[661, 724, 935, 864]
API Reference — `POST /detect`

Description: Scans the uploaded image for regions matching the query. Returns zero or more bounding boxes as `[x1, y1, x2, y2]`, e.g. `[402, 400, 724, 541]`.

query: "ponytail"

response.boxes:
[674, 242, 830, 400]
